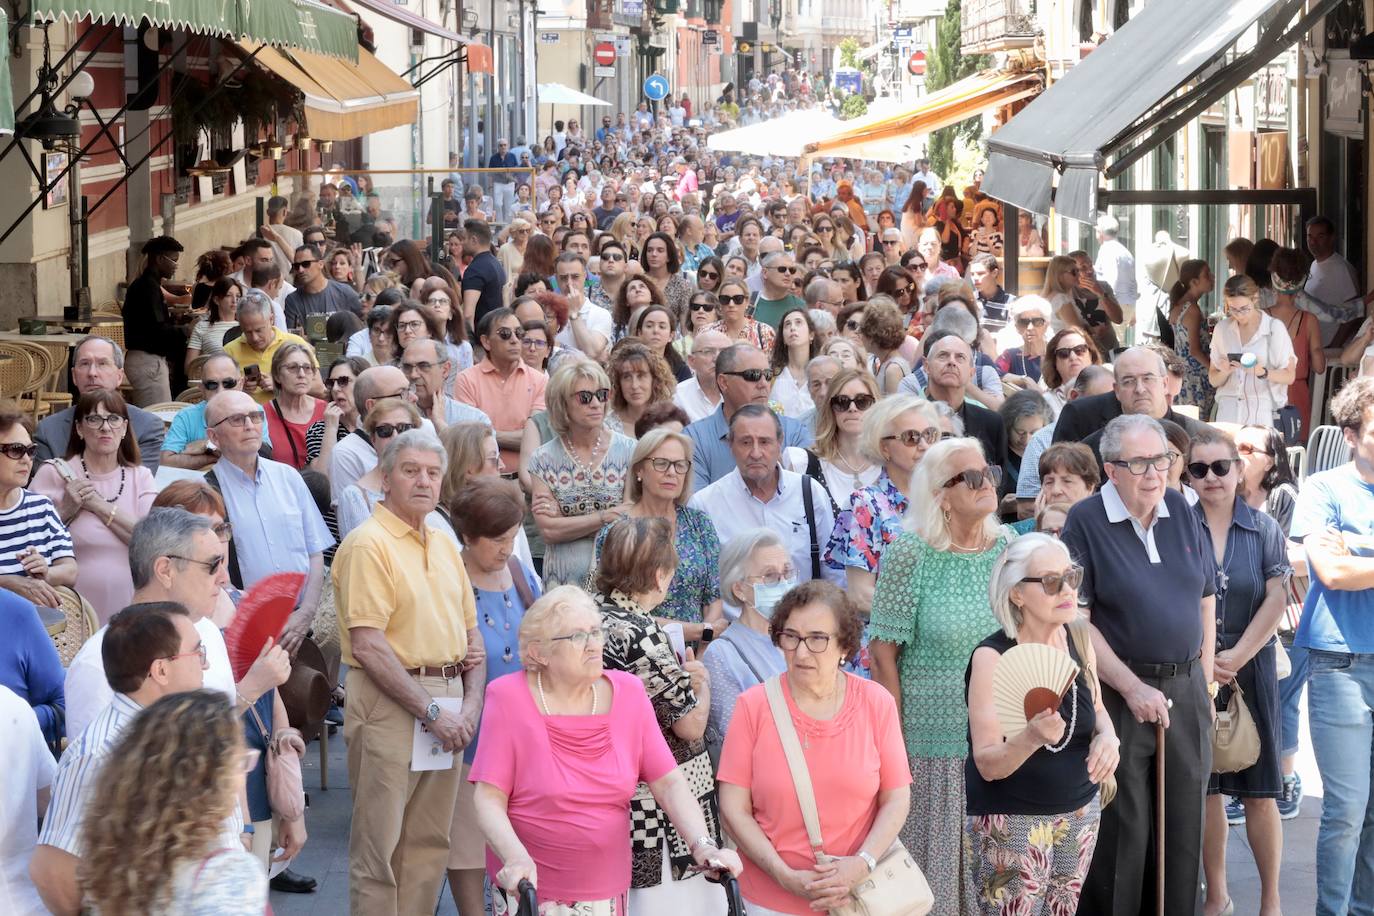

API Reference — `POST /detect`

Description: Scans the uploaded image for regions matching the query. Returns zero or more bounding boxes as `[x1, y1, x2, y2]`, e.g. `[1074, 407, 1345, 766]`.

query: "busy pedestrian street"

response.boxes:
[6, 0, 1374, 915]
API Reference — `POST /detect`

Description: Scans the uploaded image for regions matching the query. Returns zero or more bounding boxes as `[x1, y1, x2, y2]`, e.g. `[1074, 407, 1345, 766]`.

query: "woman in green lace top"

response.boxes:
[870, 438, 1014, 916]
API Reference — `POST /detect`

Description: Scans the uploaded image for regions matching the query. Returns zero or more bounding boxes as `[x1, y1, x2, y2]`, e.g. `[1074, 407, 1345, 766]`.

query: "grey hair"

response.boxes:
[1072, 364, 1113, 394]
[930, 303, 979, 344]
[806, 354, 841, 377]
[517, 584, 600, 669]
[715, 343, 761, 378]
[1111, 346, 1167, 381]
[904, 437, 1002, 549]
[75, 335, 125, 369]
[1008, 295, 1053, 322]
[988, 534, 1074, 639]
[129, 508, 215, 590]
[378, 428, 448, 477]
[237, 288, 275, 321]
[808, 309, 837, 336]
[727, 403, 783, 440]
[1100, 414, 1167, 463]
[719, 528, 787, 607]
[761, 250, 789, 269]
[1096, 214, 1120, 238]
[999, 388, 1054, 434]
[803, 277, 835, 306]
[859, 393, 935, 463]
[932, 401, 965, 436]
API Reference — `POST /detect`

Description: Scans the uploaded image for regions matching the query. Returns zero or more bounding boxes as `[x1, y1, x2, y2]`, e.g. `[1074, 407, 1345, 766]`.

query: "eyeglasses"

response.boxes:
[292, 260, 317, 271]
[830, 393, 875, 412]
[815, 225, 834, 233]
[396, 319, 426, 333]
[1117, 374, 1162, 390]
[324, 376, 353, 391]
[169, 554, 225, 576]
[522, 337, 549, 350]
[373, 422, 416, 439]
[427, 297, 452, 307]
[909, 261, 928, 271]
[210, 412, 265, 429]
[943, 465, 1003, 490]
[573, 388, 611, 405]
[80, 413, 129, 431]
[494, 326, 526, 342]
[161, 642, 208, 668]
[1107, 453, 1176, 475]
[213, 521, 233, 542]
[1019, 565, 1084, 596]
[550, 628, 607, 648]
[1015, 316, 1047, 329]
[1237, 443, 1272, 457]
[202, 378, 239, 392]
[883, 427, 941, 447]
[0, 443, 37, 460]
[1187, 458, 1239, 480]
[401, 361, 437, 373]
[697, 270, 718, 280]
[882, 239, 900, 246]
[771, 265, 798, 274]
[647, 457, 690, 474]
[777, 630, 834, 653]
[721, 368, 774, 383]
[719, 294, 748, 305]
[1054, 344, 1092, 360]
[280, 363, 314, 375]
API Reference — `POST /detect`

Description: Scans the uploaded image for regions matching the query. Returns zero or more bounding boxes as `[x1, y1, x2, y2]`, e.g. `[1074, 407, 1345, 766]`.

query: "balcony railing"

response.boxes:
[960, 0, 1039, 55]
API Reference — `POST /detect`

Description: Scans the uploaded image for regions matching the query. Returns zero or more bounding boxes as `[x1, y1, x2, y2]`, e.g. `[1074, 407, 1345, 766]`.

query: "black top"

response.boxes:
[1061, 487, 1216, 663]
[951, 397, 1009, 471]
[1052, 391, 1121, 445]
[462, 251, 508, 331]
[122, 272, 185, 356]
[965, 630, 1097, 816]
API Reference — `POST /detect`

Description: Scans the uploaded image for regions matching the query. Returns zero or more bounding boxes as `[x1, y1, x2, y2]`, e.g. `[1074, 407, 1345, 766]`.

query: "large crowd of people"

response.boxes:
[4, 68, 1374, 916]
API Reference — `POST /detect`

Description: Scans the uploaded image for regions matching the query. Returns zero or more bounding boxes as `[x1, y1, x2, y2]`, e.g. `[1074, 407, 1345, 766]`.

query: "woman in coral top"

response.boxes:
[717, 581, 911, 916]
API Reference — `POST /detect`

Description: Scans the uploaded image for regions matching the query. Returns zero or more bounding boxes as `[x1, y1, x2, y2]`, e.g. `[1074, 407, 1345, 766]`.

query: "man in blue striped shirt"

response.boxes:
[29, 602, 208, 915]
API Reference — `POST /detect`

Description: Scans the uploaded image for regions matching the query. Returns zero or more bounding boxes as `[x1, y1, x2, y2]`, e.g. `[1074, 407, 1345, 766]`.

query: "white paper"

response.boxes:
[411, 697, 463, 772]
[663, 622, 686, 663]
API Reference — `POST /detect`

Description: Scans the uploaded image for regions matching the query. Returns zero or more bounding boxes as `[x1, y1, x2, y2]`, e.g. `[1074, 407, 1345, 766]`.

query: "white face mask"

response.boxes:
[751, 579, 796, 619]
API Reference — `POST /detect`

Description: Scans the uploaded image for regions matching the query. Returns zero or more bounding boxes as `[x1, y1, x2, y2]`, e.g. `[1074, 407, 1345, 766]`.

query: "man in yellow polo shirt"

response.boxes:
[332, 427, 484, 916]
[224, 289, 319, 404]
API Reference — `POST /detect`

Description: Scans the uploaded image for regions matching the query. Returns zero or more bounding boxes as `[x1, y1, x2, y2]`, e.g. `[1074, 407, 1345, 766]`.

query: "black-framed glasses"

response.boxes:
[210, 412, 265, 429]
[572, 388, 611, 405]
[883, 427, 941, 447]
[1107, 453, 1175, 475]
[943, 465, 1002, 490]
[550, 628, 606, 648]
[80, 414, 128, 430]
[647, 457, 690, 474]
[494, 326, 526, 342]
[844, 319, 861, 331]
[1020, 565, 1084, 596]
[1016, 316, 1047, 329]
[719, 294, 748, 305]
[522, 336, 549, 350]
[202, 378, 239, 392]
[882, 239, 900, 246]
[373, 422, 415, 439]
[0, 443, 37, 460]
[689, 300, 715, 311]
[324, 376, 353, 391]
[395, 319, 426, 333]
[908, 261, 928, 271]
[697, 270, 719, 280]
[1054, 344, 1091, 360]
[721, 368, 774, 383]
[830, 393, 875, 412]
[777, 630, 834, 653]
[602, 252, 627, 262]
[169, 553, 225, 576]
[1187, 458, 1239, 480]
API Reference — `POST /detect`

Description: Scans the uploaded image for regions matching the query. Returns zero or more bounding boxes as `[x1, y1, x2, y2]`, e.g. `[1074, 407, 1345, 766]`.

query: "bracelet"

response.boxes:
[689, 835, 715, 855]
[104, 504, 117, 526]
[857, 850, 877, 872]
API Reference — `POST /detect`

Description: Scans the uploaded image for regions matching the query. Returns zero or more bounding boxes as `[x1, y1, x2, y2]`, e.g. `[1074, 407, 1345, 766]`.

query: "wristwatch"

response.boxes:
[689, 835, 716, 855]
[857, 850, 877, 873]
[424, 700, 441, 723]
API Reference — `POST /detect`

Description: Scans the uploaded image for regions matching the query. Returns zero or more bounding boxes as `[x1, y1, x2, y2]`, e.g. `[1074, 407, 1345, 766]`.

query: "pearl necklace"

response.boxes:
[536, 671, 598, 716]
[561, 428, 607, 479]
[1044, 679, 1078, 754]
[79, 457, 125, 503]
[830, 452, 872, 491]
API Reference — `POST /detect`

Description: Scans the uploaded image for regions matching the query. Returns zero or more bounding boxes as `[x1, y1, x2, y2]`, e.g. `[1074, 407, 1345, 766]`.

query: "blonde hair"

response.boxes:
[1040, 255, 1080, 299]
[904, 437, 1004, 550]
[626, 427, 694, 504]
[362, 396, 422, 435]
[545, 357, 612, 435]
[813, 367, 880, 461]
[440, 420, 497, 507]
[517, 585, 600, 669]
[860, 394, 938, 463]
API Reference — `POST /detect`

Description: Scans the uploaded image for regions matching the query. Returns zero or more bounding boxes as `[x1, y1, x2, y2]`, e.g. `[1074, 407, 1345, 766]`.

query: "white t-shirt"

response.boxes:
[1306, 252, 1359, 312]
[65, 615, 235, 743]
[673, 376, 721, 423]
[555, 302, 614, 355]
[0, 685, 58, 916]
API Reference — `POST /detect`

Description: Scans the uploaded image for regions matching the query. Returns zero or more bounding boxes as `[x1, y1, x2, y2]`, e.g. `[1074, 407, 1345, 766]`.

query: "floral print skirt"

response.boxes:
[901, 755, 977, 916]
[965, 797, 1101, 916]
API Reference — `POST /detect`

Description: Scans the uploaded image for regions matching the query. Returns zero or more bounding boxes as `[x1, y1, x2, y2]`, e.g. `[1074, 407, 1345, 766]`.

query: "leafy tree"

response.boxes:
[839, 37, 861, 70]
[841, 94, 869, 120]
[926, 0, 987, 177]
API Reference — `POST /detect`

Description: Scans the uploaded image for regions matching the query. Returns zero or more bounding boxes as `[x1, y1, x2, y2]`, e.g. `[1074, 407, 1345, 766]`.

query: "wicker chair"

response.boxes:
[144, 401, 190, 426]
[175, 385, 206, 404]
[0, 342, 37, 402]
[50, 587, 99, 667]
[89, 322, 125, 351]
[12, 342, 63, 421]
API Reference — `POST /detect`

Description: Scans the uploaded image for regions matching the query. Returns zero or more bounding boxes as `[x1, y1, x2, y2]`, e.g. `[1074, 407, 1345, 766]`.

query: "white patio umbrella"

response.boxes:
[707, 109, 842, 158]
[537, 83, 611, 146]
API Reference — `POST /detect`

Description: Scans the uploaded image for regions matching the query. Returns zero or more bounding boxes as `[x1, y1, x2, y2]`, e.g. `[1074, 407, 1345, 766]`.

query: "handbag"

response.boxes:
[1211, 683, 1261, 775]
[1066, 621, 1117, 807]
[763, 677, 933, 916]
[247, 700, 307, 822]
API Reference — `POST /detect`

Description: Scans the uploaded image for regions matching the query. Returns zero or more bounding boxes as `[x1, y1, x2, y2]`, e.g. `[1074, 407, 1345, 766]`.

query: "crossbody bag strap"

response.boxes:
[506, 556, 536, 609]
[269, 400, 302, 467]
[1066, 620, 1100, 704]
[763, 676, 826, 859]
[720, 634, 766, 685]
[800, 476, 821, 581]
[203, 469, 245, 590]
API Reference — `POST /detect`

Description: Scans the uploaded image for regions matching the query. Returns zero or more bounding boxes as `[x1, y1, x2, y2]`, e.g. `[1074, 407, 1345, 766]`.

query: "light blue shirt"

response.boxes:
[214, 456, 333, 587]
[1016, 422, 1056, 499]
[1294, 463, 1374, 654]
[684, 405, 814, 493]
[164, 401, 274, 454]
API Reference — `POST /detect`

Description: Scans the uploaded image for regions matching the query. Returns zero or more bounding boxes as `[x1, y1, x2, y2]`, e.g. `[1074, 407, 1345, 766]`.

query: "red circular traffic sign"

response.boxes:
[594, 42, 616, 67]
[908, 50, 926, 75]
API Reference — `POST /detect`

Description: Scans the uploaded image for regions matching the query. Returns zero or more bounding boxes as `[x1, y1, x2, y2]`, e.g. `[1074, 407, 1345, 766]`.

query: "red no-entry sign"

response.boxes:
[594, 42, 616, 67]
[908, 50, 926, 75]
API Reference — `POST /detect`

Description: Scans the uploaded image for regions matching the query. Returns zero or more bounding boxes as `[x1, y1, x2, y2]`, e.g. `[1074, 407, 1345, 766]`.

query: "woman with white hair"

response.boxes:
[471, 586, 741, 913]
[701, 529, 792, 762]
[965, 534, 1119, 915]
[869, 437, 1013, 914]
[997, 295, 1054, 388]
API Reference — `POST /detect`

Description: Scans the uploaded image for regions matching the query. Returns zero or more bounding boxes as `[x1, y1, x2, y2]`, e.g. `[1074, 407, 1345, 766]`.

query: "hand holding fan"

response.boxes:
[991, 642, 1080, 740]
[223, 572, 306, 681]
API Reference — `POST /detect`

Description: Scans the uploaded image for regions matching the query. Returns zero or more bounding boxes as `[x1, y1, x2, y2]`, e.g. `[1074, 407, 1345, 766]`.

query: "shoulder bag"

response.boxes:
[763, 676, 932, 916]
[246, 701, 307, 822]
[1211, 683, 1261, 774]
[1066, 620, 1117, 807]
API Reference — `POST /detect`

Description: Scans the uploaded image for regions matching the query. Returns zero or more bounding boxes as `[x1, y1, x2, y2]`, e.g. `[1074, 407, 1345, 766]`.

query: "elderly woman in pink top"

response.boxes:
[718, 580, 912, 916]
[471, 585, 741, 915]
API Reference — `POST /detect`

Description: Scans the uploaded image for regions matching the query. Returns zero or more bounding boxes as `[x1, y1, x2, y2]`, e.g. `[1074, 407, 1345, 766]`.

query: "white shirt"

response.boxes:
[555, 302, 614, 355]
[65, 616, 235, 743]
[1306, 252, 1360, 313]
[689, 467, 842, 586]
[770, 368, 814, 419]
[673, 376, 721, 423]
[328, 419, 440, 505]
[1094, 238, 1138, 306]
[1101, 479, 1170, 564]
[0, 686, 55, 916]
[346, 327, 370, 358]
[1207, 312, 1296, 425]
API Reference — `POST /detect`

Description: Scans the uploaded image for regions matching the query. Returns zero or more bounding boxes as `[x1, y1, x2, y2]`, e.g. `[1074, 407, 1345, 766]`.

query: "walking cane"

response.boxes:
[1155, 702, 1170, 916]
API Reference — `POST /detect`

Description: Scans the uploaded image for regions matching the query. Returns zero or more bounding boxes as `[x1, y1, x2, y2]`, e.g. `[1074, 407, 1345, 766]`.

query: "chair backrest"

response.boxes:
[175, 385, 206, 404]
[1307, 424, 1353, 478]
[144, 402, 189, 426]
[51, 587, 98, 667]
[89, 322, 125, 352]
[1286, 445, 1308, 483]
[0, 343, 37, 400]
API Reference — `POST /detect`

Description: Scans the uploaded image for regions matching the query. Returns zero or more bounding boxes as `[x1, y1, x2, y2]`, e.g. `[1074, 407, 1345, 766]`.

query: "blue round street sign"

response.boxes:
[643, 74, 670, 101]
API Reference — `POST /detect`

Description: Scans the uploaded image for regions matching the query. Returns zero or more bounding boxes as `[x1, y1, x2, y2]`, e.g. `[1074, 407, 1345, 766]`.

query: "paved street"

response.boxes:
[272, 688, 1323, 915]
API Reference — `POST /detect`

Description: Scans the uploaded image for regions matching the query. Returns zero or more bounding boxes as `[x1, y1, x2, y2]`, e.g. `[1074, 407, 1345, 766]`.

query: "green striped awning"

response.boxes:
[28, 0, 359, 62]
[0, 11, 13, 135]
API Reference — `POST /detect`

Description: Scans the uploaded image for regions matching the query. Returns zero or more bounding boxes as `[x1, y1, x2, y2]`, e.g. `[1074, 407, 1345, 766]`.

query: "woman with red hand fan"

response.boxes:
[964, 533, 1119, 915]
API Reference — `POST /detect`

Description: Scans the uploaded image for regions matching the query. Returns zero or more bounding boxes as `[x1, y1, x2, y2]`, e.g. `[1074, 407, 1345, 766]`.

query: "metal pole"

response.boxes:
[1003, 203, 1020, 295]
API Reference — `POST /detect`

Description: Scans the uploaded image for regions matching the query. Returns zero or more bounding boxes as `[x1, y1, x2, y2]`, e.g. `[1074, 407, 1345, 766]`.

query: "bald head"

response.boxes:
[354, 365, 411, 418]
[205, 388, 255, 425]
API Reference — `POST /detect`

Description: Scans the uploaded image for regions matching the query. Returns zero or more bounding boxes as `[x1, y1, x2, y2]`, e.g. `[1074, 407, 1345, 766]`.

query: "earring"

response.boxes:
[942, 508, 950, 522]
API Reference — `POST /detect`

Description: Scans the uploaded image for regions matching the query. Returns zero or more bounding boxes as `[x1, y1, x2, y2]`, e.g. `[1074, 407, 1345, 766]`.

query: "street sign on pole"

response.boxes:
[643, 73, 670, 101]
[908, 50, 926, 75]
[614, 36, 632, 56]
[701, 30, 719, 45]
[594, 66, 616, 78]
[594, 42, 616, 66]
[538, 32, 560, 44]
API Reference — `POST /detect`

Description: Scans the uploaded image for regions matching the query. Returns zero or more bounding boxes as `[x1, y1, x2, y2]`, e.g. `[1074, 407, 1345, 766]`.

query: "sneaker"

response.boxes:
[1225, 796, 1246, 826]
[1278, 773, 1303, 820]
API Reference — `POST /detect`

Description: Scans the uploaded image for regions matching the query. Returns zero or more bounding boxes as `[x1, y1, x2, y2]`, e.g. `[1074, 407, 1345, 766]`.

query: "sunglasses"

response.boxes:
[690, 301, 715, 311]
[697, 270, 719, 280]
[373, 422, 416, 439]
[1187, 458, 1238, 480]
[721, 368, 775, 383]
[882, 239, 900, 246]
[292, 260, 317, 271]
[815, 225, 834, 233]
[573, 388, 611, 405]
[943, 465, 1003, 490]
[771, 265, 798, 274]
[602, 253, 626, 262]
[493, 326, 526, 342]
[830, 393, 876, 412]
[882, 427, 941, 447]
[719, 294, 748, 305]
[1016, 316, 1047, 329]
[0, 443, 38, 460]
[202, 378, 239, 392]
[909, 261, 928, 271]
[1054, 344, 1092, 360]
[1237, 443, 1272, 457]
[1019, 565, 1084, 596]
[169, 553, 226, 576]
[324, 376, 353, 391]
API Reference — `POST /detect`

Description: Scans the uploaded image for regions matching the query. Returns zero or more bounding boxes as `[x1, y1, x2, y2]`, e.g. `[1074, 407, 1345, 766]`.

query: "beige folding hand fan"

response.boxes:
[991, 642, 1081, 739]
